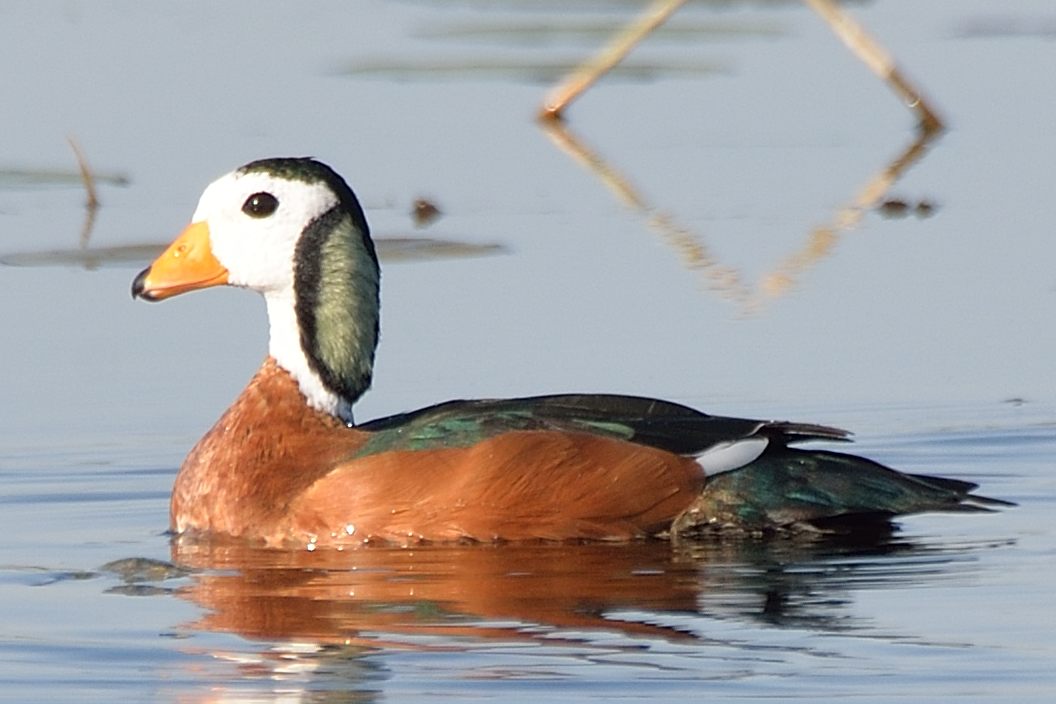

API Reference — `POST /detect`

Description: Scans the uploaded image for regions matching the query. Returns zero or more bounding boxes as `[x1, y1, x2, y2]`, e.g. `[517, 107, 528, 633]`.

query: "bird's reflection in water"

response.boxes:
[156, 531, 1010, 700]
[171, 529, 993, 650]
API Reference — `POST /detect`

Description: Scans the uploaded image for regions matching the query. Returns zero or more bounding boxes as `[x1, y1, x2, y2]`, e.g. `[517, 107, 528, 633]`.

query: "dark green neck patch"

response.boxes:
[294, 207, 380, 405]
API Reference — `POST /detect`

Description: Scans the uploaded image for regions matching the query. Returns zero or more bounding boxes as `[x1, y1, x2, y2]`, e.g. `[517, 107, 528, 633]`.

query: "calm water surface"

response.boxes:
[1, 1, 1054, 701]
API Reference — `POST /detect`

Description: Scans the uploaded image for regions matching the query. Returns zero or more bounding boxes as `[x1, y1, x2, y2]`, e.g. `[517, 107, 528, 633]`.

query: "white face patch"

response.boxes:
[192, 169, 339, 295]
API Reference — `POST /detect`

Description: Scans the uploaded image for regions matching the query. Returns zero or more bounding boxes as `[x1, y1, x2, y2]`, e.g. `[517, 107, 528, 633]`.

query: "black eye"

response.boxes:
[242, 192, 279, 218]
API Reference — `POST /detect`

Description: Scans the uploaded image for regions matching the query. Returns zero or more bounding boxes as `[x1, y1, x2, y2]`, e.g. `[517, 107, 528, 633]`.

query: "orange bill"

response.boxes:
[131, 221, 229, 301]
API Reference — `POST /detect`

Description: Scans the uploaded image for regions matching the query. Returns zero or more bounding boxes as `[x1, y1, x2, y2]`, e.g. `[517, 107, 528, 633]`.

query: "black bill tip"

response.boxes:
[131, 266, 154, 301]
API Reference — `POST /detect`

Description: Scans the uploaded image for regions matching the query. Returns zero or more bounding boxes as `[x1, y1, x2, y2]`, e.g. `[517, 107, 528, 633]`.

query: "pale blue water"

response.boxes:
[1, 1, 1054, 701]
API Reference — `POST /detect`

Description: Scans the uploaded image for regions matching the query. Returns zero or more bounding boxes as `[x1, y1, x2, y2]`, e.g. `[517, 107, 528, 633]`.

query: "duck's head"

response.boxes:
[132, 157, 380, 423]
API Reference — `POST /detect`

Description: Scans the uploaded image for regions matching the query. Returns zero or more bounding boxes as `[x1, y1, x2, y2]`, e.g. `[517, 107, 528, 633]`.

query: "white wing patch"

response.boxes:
[695, 437, 769, 475]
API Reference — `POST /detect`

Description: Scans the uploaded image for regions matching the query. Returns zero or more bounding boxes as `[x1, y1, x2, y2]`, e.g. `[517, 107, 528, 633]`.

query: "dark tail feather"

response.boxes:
[903, 473, 1015, 510]
[672, 448, 1014, 536]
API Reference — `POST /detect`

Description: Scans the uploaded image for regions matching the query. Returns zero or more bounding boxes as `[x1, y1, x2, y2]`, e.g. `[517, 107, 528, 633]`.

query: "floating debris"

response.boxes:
[412, 197, 442, 227]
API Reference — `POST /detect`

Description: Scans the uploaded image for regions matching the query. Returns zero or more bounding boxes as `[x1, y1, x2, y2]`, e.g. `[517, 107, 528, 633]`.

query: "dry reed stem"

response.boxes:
[539, 0, 689, 121]
[67, 136, 100, 248]
[804, 0, 944, 134]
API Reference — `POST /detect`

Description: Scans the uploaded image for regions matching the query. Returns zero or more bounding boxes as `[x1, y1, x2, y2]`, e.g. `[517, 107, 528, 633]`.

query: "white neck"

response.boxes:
[265, 289, 355, 423]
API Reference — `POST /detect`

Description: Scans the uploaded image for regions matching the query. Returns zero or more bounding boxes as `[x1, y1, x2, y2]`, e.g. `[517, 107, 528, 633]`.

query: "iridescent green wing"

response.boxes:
[353, 394, 847, 459]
